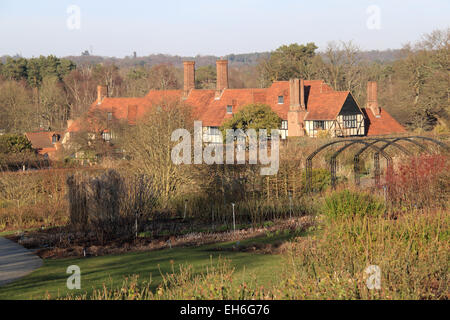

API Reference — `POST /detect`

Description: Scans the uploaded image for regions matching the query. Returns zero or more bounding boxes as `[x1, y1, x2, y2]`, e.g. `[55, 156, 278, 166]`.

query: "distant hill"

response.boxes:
[1, 49, 405, 68]
[62, 52, 271, 68]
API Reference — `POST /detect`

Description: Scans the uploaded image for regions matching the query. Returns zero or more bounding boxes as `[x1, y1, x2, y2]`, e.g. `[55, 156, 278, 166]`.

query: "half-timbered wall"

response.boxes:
[334, 114, 365, 137]
[305, 120, 335, 137]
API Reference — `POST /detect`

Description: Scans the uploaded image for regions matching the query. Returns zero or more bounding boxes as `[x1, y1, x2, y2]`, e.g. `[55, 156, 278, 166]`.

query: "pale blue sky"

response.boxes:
[0, 0, 449, 57]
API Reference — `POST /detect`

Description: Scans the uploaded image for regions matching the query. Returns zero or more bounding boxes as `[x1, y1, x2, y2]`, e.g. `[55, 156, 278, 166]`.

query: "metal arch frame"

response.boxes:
[305, 136, 449, 192]
[353, 137, 424, 186]
[306, 139, 362, 192]
[353, 136, 449, 186]
[330, 138, 410, 188]
[306, 138, 391, 191]
[405, 136, 450, 151]
[329, 141, 392, 188]
[355, 137, 427, 159]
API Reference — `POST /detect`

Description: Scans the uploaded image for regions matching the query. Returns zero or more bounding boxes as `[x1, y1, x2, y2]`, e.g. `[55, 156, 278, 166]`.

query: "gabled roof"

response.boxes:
[362, 107, 406, 136]
[304, 91, 351, 120]
[68, 97, 154, 132]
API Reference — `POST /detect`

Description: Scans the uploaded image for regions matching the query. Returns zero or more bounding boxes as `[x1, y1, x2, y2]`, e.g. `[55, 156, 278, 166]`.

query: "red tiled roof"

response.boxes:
[195, 89, 269, 126]
[304, 91, 350, 120]
[67, 79, 405, 136]
[363, 107, 406, 136]
[68, 97, 152, 132]
[68, 80, 337, 131]
[25, 131, 63, 149]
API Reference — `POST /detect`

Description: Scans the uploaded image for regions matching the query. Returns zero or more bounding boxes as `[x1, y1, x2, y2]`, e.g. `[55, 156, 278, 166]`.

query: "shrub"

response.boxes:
[66, 173, 89, 231]
[65, 259, 269, 300]
[0, 134, 32, 153]
[87, 170, 124, 240]
[301, 168, 331, 192]
[67, 170, 158, 241]
[323, 190, 385, 219]
[386, 155, 449, 213]
[0, 134, 45, 170]
[279, 211, 449, 299]
[0, 170, 69, 231]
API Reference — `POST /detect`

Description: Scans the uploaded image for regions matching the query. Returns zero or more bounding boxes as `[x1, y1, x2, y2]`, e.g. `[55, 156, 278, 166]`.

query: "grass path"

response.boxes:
[0, 233, 295, 300]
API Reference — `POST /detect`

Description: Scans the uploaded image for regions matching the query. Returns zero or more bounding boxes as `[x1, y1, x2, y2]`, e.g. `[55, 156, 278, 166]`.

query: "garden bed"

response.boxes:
[5, 216, 314, 259]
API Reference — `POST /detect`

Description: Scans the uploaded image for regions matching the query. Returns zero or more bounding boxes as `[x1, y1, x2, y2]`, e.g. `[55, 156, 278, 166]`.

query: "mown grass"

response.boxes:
[0, 231, 298, 300]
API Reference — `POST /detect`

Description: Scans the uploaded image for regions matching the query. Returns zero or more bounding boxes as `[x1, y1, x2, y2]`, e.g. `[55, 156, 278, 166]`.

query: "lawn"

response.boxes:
[0, 232, 295, 300]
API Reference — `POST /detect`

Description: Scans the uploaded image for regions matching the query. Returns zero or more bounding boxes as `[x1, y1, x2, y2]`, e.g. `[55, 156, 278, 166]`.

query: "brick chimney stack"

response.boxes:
[367, 81, 380, 116]
[288, 78, 306, 136]
[127, 105, 138, 125]
[215, 60, 229, 98]
[97, 85, 107, 105]
[289, 79, 305, 110]
[183, 61, 195, 97]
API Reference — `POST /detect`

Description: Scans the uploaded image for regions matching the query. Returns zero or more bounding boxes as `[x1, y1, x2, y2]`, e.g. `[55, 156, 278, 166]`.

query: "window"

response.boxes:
[278, 96, 284, 104]
[313, 121, 325, 130]
[280, 121, 288, 140]
[51, 134, 60, 144]
[207, 127, 221, 136]
[226, 105, 233, 114]
[107, 112, 113, 121]
[343, 115, 357, 128]
[102, 131, 111, 142]
[206, 127, 222, 143]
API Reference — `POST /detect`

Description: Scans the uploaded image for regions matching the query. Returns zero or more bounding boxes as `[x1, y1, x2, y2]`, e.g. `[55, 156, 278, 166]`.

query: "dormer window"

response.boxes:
[226, 105, 233, 114]
[278, 96, 284, 104]
[51, 134, 60, 144]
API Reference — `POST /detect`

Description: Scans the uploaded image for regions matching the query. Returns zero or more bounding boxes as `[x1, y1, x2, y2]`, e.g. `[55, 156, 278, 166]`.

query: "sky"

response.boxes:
[0, 0, 449, 58]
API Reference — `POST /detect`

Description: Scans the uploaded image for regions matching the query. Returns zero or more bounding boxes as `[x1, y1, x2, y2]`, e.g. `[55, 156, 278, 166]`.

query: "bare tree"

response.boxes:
[122, 100, 193, 203]
[320, 41, 364, 98]
[0, 80, 34, 132]
[39, 76, 69, 129]
[64, 66, 98, 119]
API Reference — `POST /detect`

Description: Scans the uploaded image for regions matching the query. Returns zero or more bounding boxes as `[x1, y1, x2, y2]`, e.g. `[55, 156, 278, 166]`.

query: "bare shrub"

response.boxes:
[120, 174, 159, 237]
[0, 170, 70, 231]
[67, 170, 157, 241]
[66, 173, 88, 231]
[87, 170, 124, 241]
[385, 154, 449, 213]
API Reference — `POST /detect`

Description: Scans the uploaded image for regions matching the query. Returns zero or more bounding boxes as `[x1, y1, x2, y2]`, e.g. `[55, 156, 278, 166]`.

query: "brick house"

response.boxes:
[24, 130, 63, 160]
[65, 60, 405, 143]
